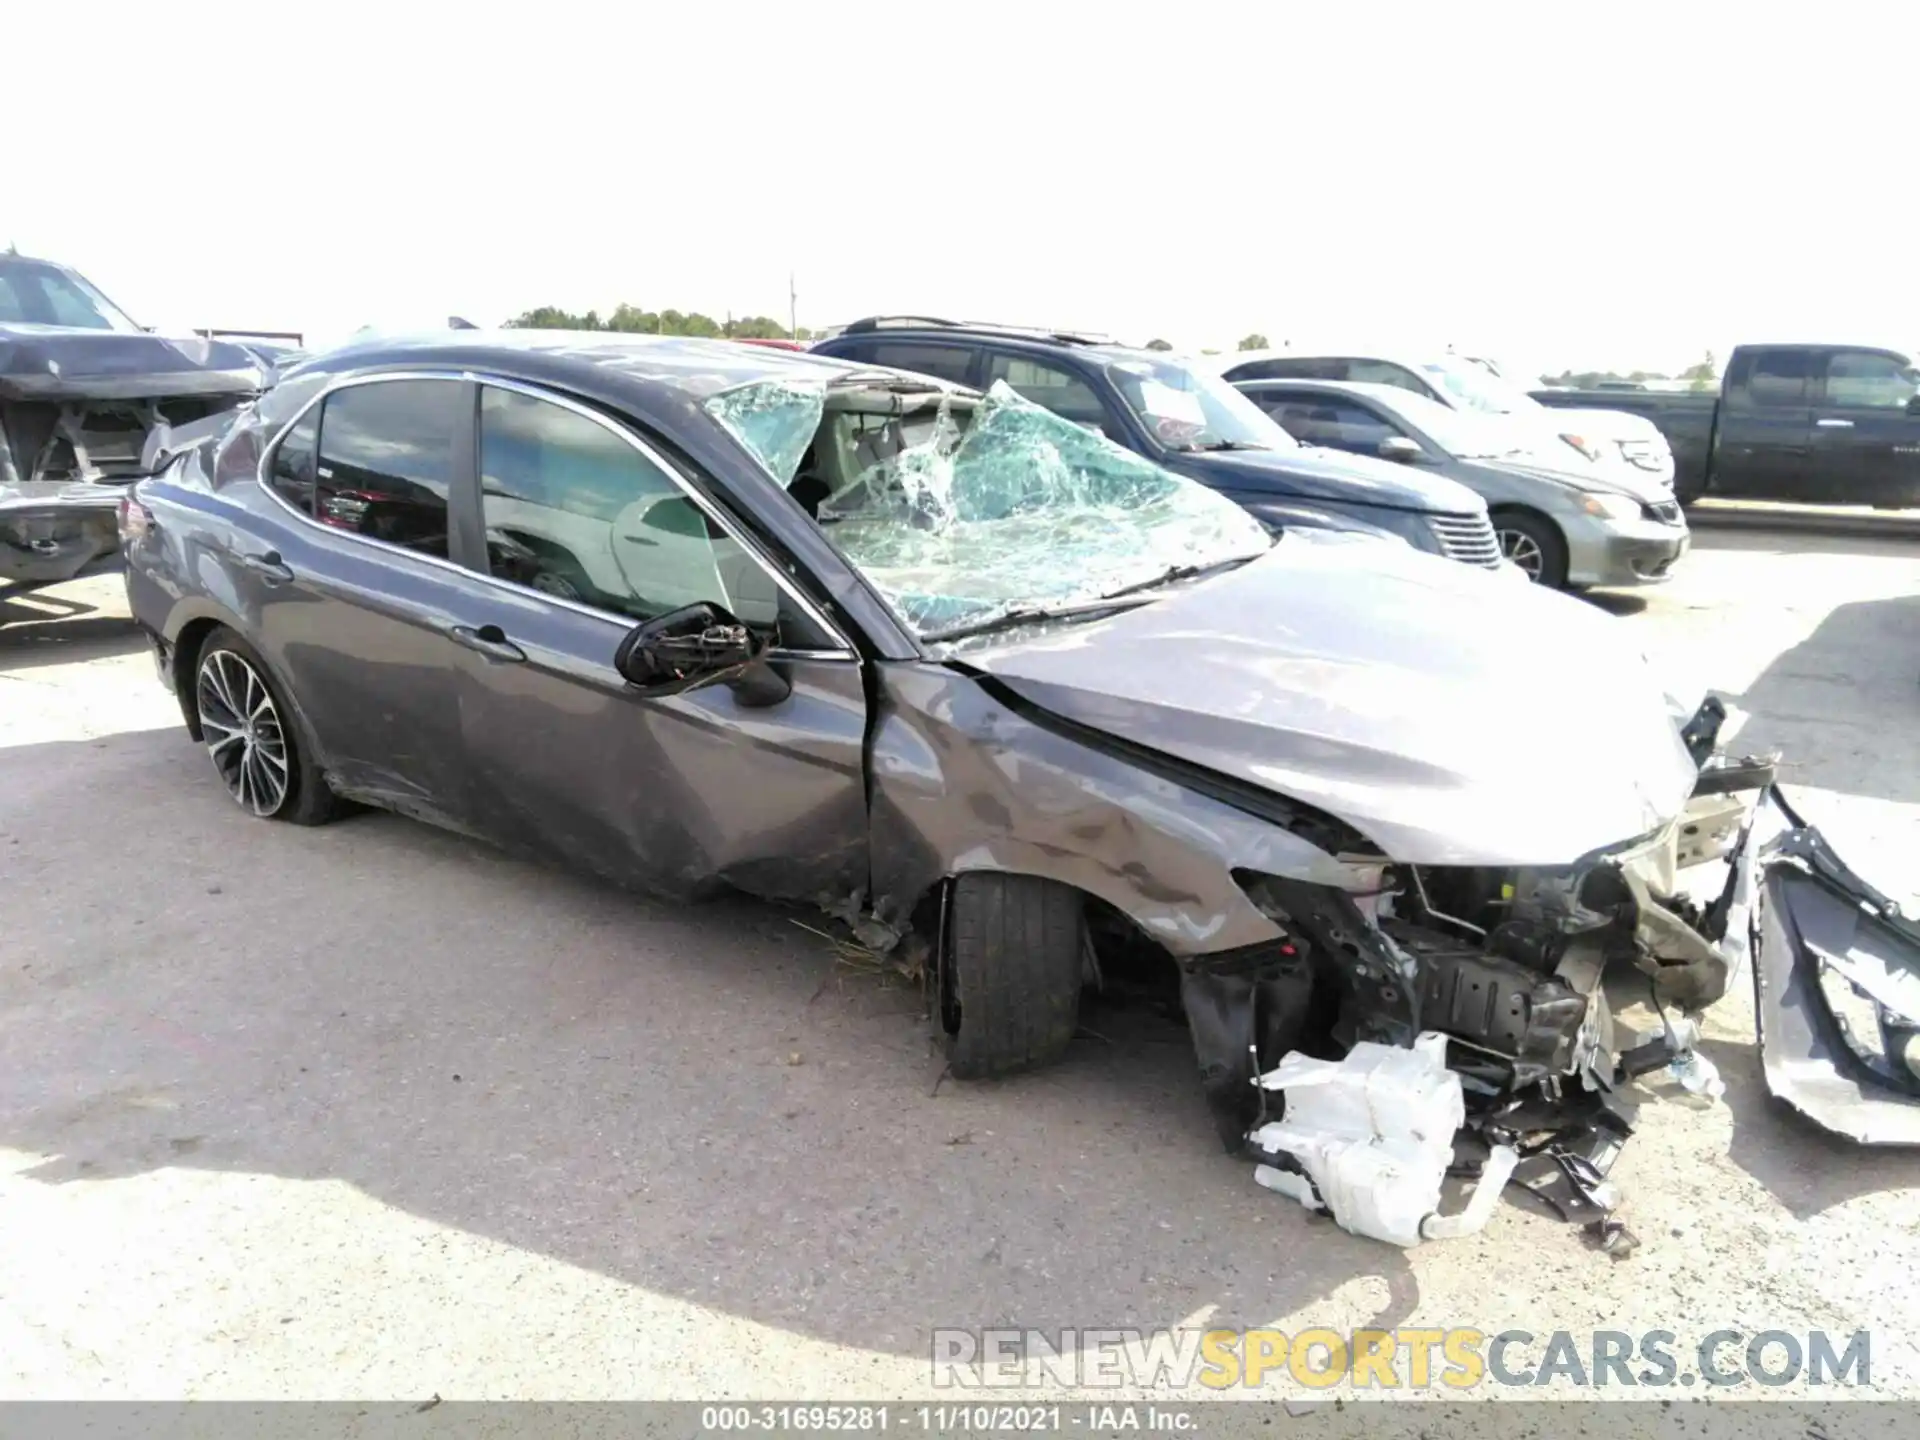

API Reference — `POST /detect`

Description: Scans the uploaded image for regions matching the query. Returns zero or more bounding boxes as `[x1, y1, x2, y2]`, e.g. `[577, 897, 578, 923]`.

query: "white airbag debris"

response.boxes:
[1248, 1032, 1512, 1247]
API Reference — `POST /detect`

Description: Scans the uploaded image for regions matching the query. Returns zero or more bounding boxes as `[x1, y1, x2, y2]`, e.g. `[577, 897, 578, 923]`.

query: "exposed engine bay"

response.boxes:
[1178, 698, 1825, 1250]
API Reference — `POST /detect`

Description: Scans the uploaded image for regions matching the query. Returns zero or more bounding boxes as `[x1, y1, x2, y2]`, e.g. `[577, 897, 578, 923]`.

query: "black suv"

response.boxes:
[810, 317, 1501, 567]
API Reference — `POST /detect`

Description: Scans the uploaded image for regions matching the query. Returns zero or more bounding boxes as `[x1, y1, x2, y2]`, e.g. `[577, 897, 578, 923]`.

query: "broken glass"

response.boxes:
[704, 378, 826, 486]
[814, 381, 1272, 636]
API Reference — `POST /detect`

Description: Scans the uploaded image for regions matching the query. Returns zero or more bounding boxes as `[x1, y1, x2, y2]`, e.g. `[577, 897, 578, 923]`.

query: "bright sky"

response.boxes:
[11, 3, 1914, 379]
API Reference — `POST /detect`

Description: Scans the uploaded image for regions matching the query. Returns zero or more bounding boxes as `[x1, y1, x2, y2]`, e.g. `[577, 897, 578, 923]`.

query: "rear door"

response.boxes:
[445, 380, 871, 901]
[244, 375, 480, 830]
[1714, 348, 1816, 498]
[1810, 348, 1920, 507]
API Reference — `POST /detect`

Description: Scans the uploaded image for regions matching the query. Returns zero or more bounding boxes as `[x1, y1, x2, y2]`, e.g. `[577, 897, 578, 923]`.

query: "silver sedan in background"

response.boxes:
[1233, 378, 1689, 589]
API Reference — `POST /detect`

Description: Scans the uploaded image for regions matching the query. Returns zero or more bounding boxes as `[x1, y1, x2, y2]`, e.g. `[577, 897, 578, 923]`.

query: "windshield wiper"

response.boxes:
[920, 555, 1260, 646]
[1097, 553, 1259, 600]
[1184, 438, 1270, 452]
[921, 595, 1158, 646]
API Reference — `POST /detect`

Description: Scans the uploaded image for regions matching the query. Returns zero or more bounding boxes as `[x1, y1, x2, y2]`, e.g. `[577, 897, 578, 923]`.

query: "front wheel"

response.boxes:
[939, 873, 1086, 1079]
[1492, 510, 1570, 589]
[193, 627, 346, 825]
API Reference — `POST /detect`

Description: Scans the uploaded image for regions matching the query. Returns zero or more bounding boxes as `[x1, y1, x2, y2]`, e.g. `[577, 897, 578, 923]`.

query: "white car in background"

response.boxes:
[1210, 348, 1676, 493]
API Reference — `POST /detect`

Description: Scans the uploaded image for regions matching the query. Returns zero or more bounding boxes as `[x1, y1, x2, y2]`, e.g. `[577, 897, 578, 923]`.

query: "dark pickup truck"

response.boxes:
[1532, 344, 1920, 508]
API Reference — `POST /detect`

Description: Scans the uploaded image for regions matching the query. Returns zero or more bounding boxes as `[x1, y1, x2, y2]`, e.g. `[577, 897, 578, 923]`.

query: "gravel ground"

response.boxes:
[2, 530, 1917, 1409]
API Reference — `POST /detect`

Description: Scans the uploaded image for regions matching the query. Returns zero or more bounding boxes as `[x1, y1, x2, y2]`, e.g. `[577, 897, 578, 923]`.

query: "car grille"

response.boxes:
[1642, 500, 1685, 525]
[1427, 512, 1502, 567]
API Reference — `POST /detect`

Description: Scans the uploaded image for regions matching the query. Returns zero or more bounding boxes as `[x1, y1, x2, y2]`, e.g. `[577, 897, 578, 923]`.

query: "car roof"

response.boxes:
[1232, 378, 1468, 431]
[287, 328, 864, 404]
[1232, 376, 1412, 404]
[818, 318, 1172, 368]
[1209, 347, 1489, 378]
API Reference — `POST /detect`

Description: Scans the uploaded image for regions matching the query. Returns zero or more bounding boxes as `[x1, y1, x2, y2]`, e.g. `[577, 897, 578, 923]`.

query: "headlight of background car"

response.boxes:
[1578, 491, 1644, 521]
[1558, 431, 1604, 463]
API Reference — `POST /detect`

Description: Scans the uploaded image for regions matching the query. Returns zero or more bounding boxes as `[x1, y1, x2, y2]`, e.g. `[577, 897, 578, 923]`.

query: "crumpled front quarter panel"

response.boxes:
[867, 662, 1356, 957]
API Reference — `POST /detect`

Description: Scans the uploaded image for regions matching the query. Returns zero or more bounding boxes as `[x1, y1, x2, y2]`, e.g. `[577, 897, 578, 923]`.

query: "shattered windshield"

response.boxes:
[706, 377, 1272, 640]
[0, 258, 142, 333]
[1104, 356, 1295, 453]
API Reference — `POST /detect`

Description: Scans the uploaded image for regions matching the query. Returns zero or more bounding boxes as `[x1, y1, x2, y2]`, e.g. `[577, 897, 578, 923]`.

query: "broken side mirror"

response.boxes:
[1377, 436, 1424, 464]
[613, 602, 790, 705]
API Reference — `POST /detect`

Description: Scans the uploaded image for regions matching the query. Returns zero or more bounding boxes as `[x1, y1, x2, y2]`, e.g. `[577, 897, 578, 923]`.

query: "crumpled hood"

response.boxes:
[0, 325, 269, 402]
[1179, 445, 1483, 515]
[964, 529, 1699, 867]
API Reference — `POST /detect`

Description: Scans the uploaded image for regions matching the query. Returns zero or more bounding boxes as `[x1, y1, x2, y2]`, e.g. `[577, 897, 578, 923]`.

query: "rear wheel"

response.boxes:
[939, 873, 1086, 1079]
[1492, 509, 1570, 588]
[193, 627, 345, 825]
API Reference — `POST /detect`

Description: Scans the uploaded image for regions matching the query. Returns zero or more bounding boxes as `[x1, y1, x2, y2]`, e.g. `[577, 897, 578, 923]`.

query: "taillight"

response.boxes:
[118, 494, 155, 543]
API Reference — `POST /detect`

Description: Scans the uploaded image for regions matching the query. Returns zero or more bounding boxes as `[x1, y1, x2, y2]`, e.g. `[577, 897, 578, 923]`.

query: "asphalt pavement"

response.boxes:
[2, 532, 1917, 1404]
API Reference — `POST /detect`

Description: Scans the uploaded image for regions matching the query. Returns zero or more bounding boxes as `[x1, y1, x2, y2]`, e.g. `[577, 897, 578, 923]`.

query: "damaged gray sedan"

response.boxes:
[120, 333, 1918, 1245]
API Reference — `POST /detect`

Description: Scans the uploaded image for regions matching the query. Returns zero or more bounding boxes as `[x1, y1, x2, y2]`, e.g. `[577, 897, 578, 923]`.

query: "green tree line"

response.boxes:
[1539, 351, 1718, 392]
[506, 304, 813, 341]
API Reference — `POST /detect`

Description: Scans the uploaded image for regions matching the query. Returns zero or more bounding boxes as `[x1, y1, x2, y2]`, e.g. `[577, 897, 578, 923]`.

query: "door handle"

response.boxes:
[238, 550, 295, 584]
[447, 623, 527, 663]
[1816, 418, 1855, 428]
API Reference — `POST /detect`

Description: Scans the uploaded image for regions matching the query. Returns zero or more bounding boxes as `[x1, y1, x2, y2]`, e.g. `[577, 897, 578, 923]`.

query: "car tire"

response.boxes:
[940, 873, 1086, 1080]
[192, 626, 346, 826]
[1492, 509, 1570, 589]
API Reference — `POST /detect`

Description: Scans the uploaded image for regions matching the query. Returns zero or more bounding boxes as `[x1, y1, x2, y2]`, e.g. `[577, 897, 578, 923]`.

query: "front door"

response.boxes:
[445, 380, 872, 901]
[1715, 348, 1816, 499]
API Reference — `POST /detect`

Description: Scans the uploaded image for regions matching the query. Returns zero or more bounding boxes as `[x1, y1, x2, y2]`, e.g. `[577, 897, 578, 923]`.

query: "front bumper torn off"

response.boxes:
[1205, 690, 1920, 1249]
[1751, 788, 1920, 1144]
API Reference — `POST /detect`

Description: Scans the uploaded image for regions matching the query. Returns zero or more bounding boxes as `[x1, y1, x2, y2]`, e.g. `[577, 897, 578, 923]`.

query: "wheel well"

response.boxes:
[171, 618, 223, 738]
[1487, 501, 1559, 531]
[907, 873, 1183, 1014]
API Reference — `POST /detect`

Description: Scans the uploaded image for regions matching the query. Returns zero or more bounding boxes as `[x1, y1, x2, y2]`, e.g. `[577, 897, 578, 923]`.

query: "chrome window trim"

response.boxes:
[254, 368, 858, 661]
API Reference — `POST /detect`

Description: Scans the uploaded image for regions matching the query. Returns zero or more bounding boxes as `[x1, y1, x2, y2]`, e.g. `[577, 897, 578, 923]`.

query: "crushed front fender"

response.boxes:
[1753, 788, 1920, 1144]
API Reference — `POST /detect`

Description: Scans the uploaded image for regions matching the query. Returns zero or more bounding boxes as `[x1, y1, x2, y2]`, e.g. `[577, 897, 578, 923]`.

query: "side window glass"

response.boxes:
[1329, 402, 1402, 450]
[1345, 360, 1425, 395]
[983, 353, 1113, 435]
[478, 387, 786, 634]
[1825, 351, 1919, 409]
[865, 343, 976, 386]
[1236, 359, 1328, 380]
[1747, 350, 1810, 407]
[315, 380, 462, 557]
[1264, 397, 1396, 452]
[267, 409, 320, 515]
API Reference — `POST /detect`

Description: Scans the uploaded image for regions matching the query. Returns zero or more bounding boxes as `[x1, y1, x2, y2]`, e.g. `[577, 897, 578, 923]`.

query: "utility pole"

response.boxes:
[789, 270, 798, 339]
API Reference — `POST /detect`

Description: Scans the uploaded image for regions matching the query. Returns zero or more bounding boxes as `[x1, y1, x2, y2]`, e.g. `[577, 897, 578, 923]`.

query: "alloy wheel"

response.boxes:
[196, 649, 291, 817]
[1496, 528, 1545, 580]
